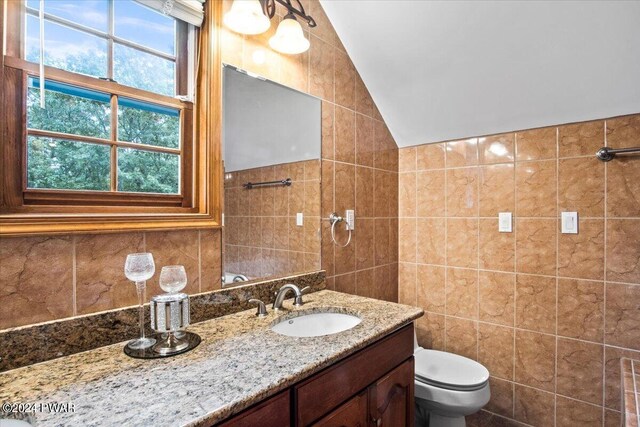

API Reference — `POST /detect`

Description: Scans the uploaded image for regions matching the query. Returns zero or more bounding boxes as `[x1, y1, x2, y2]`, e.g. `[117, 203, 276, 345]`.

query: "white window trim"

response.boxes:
[135, 0, 205, 27]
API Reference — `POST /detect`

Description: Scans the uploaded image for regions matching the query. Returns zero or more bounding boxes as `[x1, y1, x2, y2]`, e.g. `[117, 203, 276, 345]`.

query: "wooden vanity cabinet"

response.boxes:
[368, 359, 414, 427]
[216, 324, 414, 427]
[312, 392, 368, 427]
[218, 391, 291, 427]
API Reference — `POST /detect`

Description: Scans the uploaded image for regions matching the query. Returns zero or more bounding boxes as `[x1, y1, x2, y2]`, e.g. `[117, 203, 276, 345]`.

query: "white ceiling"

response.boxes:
[320, 0, 640, 148]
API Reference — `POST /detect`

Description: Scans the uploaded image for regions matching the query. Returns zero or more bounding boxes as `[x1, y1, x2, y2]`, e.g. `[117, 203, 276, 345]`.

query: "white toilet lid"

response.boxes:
[414, 348, 489, 391]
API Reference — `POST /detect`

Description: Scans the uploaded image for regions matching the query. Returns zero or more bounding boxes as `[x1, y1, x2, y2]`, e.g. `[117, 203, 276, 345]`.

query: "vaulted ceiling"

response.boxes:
[320, 1, 640, 147]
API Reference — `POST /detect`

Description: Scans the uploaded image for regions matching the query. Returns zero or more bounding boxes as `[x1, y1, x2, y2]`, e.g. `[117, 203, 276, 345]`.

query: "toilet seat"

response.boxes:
[414, 347, 489, 391]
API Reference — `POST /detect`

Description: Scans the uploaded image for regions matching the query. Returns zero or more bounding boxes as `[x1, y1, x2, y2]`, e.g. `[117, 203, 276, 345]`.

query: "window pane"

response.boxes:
[26, 0, 108, 32]
[27, 78, 111, 139]
[26, 15, 108, 78]
[114, 0, 176, 55]
[118, 149, 179, 194]
[114, 43, 175, 96]
[118, 99, 180, 149]
[27, 136, 110, 191]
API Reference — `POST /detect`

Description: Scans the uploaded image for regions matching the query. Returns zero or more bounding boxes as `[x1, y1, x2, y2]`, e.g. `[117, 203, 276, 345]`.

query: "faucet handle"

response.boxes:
[249, 299, 268, 317]
[293, 287, 311, 307]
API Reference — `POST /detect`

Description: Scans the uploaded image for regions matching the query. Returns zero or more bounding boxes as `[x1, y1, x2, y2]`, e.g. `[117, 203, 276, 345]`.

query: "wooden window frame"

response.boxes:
[0, 0, 222, 236]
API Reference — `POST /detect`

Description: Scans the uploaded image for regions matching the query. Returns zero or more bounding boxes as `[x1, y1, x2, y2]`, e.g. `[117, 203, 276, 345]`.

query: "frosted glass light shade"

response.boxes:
[269, 16, 310, 54]
[223, 0, 271, 35]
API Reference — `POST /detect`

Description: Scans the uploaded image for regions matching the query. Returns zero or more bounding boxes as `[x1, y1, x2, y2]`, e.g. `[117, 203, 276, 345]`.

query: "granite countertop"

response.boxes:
[622, 358, 640, 427]
[0, 290, 423, 427]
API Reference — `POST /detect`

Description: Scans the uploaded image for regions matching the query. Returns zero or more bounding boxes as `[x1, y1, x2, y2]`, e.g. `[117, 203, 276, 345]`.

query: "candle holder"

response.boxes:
[150, 292, 191, 355]
[123, 265, 201, 359]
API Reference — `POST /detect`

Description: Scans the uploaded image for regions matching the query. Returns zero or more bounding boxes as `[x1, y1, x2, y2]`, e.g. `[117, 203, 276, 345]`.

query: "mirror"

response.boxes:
[222, 65, 322, 287]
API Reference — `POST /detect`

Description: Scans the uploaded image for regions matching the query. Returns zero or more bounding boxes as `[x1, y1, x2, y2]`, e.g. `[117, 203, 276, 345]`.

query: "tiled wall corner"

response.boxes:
[400, 113, 640, 426]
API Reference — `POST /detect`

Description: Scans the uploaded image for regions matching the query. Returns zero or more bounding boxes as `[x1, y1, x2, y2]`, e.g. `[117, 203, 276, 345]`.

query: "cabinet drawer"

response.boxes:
[312, 392, 368, 427]
[295, 324, 414, 426]
[218, 390, 291, 427]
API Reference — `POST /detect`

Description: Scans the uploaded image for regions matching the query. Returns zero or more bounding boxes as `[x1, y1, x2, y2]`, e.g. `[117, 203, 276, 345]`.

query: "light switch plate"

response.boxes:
[561, 212, 578, 234]
[296, 212, 304, 226]
[498, 212, 512, 232]
[345, 210, 355, 231]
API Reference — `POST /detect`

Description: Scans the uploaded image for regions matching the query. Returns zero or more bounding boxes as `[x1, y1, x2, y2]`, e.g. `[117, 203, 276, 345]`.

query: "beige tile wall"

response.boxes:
[399, 114, 640, 426]
[0, 229, 222, 329]
[223, 159, 321, 279]
[220, 0, 399, 302]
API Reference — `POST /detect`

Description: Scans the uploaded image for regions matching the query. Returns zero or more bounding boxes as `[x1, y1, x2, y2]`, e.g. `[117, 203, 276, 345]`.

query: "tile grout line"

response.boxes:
[352, 91, 358, 294]
[488, 380, 605, 411]
[413, 150, 417, 306]
[554, 126, 559, 427]
[602, 120, 609, 426]
[513, 133, 519, 418]
[474, 145, 480, 361]
[363, 256, 640, 286]
[331, 103, 336, 287]
[379, 214, 622, 220]
[421, 309, 632, 348]
[443, 145, 448, 351]
[414, 156, 418, 306]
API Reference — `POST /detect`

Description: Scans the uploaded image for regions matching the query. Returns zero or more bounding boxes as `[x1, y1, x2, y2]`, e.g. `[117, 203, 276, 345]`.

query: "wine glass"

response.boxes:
[159, 265, 188, 294]
[158, 265, 188, 340]
[124, 253, 156, 350]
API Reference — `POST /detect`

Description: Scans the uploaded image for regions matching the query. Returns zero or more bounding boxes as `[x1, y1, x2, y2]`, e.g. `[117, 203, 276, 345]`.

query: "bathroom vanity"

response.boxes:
[220, 324, 414, 426]
[0, 290, 422, 427]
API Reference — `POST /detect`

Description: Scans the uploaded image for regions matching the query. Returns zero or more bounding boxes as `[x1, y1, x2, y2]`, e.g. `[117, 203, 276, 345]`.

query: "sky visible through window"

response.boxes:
[26, 0, 176, 95]
[26, 0, 175, 54]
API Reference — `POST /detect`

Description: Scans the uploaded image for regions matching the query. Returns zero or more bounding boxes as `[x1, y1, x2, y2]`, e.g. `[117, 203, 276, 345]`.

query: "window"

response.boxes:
[26, 78, 181, 194]
[20, 0, 188, 200]
[1, 0, 222, 234]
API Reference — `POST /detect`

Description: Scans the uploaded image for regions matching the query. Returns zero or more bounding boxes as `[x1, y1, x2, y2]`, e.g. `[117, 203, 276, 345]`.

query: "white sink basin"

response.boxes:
[271, 311, 361, 337]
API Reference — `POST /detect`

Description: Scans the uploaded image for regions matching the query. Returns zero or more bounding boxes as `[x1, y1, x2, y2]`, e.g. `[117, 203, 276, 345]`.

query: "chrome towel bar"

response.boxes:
[596, 146, 640, 162]
[243, 178, 292, 189]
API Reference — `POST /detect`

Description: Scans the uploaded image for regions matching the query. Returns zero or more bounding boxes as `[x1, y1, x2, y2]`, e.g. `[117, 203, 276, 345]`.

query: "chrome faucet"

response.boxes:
[272, 284, 310, 311]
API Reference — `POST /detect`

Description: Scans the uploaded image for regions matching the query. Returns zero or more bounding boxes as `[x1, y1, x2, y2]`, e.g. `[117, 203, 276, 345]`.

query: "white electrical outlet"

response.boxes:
[296, 212, 304, 226]
[561, 212, 578, 234]
[498, 212, 512, 232]
[345, 210, 355, 231]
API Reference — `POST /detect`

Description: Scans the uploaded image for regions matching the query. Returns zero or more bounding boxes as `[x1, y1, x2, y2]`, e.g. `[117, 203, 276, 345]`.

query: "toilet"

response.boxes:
[414, 337, 491, 427]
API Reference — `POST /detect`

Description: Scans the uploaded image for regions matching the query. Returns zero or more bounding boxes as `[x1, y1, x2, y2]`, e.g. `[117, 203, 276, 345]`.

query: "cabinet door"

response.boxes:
[312, 392, 368, 427]
[368, 358, 414, 427]
[295, 325, 414, 426]
[218, 390, 290, 427]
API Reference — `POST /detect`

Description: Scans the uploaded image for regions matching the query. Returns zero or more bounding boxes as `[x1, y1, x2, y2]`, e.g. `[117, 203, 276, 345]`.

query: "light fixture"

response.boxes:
[223, 0, 316, 54]
[269, 14, 309, 54]
[252, 49, 267, 64]
[223, 0, 271, 35]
